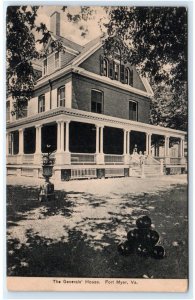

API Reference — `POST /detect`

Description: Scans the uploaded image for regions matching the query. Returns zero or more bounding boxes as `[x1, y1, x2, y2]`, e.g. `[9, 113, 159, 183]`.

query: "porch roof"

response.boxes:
[7, 107, 186, 139]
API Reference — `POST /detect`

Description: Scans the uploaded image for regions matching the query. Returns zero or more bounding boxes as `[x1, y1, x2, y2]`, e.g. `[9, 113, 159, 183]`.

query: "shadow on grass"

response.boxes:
[7, 185, 84, 224]
[7, 184, 188, 279]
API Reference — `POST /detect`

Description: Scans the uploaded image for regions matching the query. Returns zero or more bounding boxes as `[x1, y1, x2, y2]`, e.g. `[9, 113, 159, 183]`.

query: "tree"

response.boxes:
[7, 6, 187, 131]
[6, 6, 51, 116]
[104, 7, 187, 131]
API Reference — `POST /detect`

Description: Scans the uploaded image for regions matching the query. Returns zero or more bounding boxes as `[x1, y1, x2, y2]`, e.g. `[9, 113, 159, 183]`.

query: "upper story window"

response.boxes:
[103, 58, 108, 76]
[129, 101, 137, 121]
[55, 52, 60, 69]
[43, 59, 47, 76]
[57, 86, 65, 107]
[125, 68, 133, 86]
[38, 94, 45, 113]
[16, 103, 28, 120]
[6, 101, 10, 121]
[114, 62, 120, 80]
[91, 90, 103, 114]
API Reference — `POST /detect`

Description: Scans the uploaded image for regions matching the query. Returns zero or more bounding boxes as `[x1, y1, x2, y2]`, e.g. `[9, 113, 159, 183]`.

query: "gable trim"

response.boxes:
[72, 66, 153, 98]
[73, 42, 102, 66]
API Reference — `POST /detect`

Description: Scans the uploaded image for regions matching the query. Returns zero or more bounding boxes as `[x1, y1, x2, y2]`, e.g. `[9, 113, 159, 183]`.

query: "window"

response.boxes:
[103, 59, 108, 76]
[57, 86, 65, 107]
[91, 90, 103, 114]
[10, 131, 19, 155]
[43, 59, 47, 75]
[125, 68, 133, 86]
[129, 101, 137, 121]
[6, 101, 10, 121]
[8, 133, 12, 154]
[55, 52, 60, 69]
[16, 103, 28, 120]
[38, 95, 45, 113]
[114, 62, 120, 80]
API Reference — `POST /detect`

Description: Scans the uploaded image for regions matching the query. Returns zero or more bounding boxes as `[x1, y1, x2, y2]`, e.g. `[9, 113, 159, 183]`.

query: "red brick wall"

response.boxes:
[72, 74, 150, 124]
[79, 48, 147, 92]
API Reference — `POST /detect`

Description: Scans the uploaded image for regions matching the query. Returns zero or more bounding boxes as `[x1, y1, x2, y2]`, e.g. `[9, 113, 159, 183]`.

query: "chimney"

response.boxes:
[50, 11, 60, 36]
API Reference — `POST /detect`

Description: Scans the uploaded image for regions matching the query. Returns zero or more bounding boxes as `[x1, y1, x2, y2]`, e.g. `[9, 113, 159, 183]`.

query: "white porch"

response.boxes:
[6, 107, 187, 180]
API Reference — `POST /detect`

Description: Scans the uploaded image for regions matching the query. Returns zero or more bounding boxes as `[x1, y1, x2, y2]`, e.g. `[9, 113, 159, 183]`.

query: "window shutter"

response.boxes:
[120, 64, 125, 83]
[100, 55, 104, 76]
[130, 70, 133, 86]
[109, 60, 114, 79]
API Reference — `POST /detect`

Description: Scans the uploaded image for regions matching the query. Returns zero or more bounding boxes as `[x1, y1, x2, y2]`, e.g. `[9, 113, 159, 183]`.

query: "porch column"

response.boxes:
[148, 134, 152, 156]
[164, 135, 170, 164]
[100, 126, 104, 154]
[6, 133, 9, 155]
[96, 126, 104, 164]
[124, 129, 130, 164]
[57, 121, 61, 152]
[164, 135, 170, 157]
[60, 122, 65, 152]
[18, 128, 24, 155]
[34, 125, 42, 165]
[146, 133, 148, 155]
[127, 130, 130, 155]
[146, 133, 151, 155]
[35, 125, 42, 154]
[65, 121, 70, 153]
[179, 137, 185, 158]
[96, 125, 100, 154]
[123, 129, 127, 155]
[56, 120, 70, 166]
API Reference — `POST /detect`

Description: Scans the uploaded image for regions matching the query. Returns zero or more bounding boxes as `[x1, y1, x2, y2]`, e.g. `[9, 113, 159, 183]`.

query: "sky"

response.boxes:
[35, 6, 108, 47]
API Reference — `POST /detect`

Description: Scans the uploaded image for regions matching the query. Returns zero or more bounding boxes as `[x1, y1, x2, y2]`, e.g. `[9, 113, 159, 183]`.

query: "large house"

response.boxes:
[6, 12, 187, 180]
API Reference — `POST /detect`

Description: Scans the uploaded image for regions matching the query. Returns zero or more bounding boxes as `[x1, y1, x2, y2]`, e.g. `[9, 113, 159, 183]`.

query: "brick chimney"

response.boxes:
[50, 11, 60, 36]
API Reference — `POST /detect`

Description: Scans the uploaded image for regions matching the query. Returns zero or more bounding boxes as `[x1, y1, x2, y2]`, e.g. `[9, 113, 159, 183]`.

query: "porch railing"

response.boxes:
[145, 156, 160, 165]
[170, 157, 184, 165]
[71, 153, 96, 164]
[129, 155, 141, 166]
[104, 154, 124, 164]
[23, 154, 34, 164]
[7, 155, 18, 164]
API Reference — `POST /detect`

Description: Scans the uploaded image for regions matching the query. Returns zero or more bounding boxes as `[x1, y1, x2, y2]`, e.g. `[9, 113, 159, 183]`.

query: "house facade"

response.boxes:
[6, 12, 187, 180]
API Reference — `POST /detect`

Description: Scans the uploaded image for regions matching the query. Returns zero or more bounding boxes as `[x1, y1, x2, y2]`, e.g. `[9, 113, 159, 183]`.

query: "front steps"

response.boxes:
[143, 164, 162, 177]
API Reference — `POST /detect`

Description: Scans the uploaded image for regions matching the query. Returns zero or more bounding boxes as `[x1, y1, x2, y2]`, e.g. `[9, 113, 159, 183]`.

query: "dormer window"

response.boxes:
[103, 58, 108, 76]
[125, 68, 133, 86]
[55, 52, 60, 69]
[114, 62, 120, 80]
[43, 59, 47, 76]
[57, 86, 65, 107]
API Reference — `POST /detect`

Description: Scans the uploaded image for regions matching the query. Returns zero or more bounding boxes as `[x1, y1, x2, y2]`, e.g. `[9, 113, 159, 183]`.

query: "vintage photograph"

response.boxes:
[6, 5, 188, 292]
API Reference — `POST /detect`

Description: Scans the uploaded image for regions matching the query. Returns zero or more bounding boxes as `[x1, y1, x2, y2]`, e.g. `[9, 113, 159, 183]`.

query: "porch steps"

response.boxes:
[130, 166, 142, 178]
[144, 165, 161, 177]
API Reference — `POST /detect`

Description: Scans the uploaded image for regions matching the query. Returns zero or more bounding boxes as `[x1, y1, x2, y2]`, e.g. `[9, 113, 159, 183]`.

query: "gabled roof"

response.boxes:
[38, 33, 154, 97]
[51, 32, 84, 53]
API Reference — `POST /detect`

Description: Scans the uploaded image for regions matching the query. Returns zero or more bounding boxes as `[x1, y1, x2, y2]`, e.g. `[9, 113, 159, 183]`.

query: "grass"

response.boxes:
[7, 183, 188, 279]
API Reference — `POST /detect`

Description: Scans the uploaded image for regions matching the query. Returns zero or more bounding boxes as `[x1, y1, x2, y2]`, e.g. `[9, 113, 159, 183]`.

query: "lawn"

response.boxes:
[7, 180, 188, 279]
